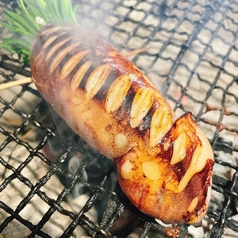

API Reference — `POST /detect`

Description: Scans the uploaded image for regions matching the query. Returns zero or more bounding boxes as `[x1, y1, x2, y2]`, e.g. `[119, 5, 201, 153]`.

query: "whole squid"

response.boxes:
[30, 24, 214, 224]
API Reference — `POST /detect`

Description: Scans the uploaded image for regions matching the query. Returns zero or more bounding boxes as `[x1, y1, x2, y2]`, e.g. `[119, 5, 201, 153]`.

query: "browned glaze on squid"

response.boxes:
[30, 24, 214, 224]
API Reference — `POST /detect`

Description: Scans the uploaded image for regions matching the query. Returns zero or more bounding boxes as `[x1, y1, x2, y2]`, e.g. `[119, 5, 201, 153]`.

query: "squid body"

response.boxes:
[30, 24, 214, 224]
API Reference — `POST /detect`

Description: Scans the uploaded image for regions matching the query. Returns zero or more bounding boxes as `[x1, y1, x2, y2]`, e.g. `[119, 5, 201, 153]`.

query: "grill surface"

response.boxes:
[0, 0, 238, 237]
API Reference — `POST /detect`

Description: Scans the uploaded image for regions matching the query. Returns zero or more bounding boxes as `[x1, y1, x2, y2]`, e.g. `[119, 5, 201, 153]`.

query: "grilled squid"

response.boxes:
[30, 24, 214, 224]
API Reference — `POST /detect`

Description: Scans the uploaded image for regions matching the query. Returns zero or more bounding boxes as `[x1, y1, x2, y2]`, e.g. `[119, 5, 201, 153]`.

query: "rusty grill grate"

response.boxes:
[0, 0, 238, 237]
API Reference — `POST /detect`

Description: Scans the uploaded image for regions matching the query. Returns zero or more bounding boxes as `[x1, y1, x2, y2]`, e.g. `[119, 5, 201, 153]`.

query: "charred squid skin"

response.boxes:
[30, 24, 214, 224]
[117, 113, 214, 224]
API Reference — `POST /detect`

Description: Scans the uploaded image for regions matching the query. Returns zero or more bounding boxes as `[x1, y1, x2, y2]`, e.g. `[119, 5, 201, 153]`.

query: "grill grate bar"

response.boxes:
[28, 167, 85, 237]
[167, 1, 234, 115]
[0, 201, 52, 238]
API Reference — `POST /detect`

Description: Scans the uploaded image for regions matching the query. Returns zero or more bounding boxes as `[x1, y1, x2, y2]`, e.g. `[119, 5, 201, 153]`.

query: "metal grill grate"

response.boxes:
[0, 0, 238, 237]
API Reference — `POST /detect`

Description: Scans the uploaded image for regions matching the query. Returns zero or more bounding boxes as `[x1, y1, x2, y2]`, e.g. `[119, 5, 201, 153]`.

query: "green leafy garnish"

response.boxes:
[0, 0, 79, 63]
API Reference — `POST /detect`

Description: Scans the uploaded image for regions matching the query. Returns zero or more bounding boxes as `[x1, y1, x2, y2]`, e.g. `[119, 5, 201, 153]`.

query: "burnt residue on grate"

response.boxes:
[0, 0, 238, 237]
